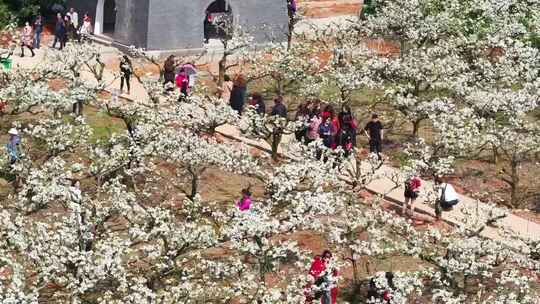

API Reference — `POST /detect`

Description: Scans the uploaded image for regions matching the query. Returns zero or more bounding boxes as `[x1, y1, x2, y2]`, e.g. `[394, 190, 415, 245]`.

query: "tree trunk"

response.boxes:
[276, 78, 284, 95]
[188, 168, 199, 200]
[218, 54, 227, 88]
[350, 249, 358, 285]
[510, 156, 520, 208]
[491, 145, 499, 164]
[287, 2, 295, 50]
[412, 119, 421, 137]
[400, 39, 406, 59]
[271, 128, 282, 161]
[287, 21, 294, 51]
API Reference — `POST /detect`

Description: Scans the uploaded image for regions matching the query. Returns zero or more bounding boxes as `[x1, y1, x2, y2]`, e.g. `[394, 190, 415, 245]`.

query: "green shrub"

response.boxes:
[0, 3, 11, 28]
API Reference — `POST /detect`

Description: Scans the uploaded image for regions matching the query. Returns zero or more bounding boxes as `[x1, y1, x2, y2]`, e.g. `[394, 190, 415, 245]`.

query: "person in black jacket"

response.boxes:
[119, 55, 133, 95]
[65, 15, 80, 43]
[270, 96, 288, 118]
[51, 13, 66, 50]
[367, 272, 395, 303]
[248, 92, 266, 115]
[163, 55, 177, 91]
[229, 75, 247, 114]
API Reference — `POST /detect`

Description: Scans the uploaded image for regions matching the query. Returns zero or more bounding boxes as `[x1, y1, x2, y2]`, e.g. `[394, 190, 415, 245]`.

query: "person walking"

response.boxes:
[5, 128, 21, 164]
[305, 250, 338, 304]
[307, 108, 322, 144]
[163, 55, 177, 90]
[67, 8, 79, 30]
[183, 62, 198, 90]
[367, 272, 395, 303]
[248, 92, 266, 115]
[364, 114, 384, 161]
[33, 15, 43, 49]
[338, 105, 354, 131]
[295, 101, 311, 143]
[403, 175, 422, 217]
[435, 176, 460, 219]
[288, 0, 297, 16]
[176, 68, 190, 97]
[80, 13, 93, 38]
[229, 75, 247, 114]
[65, 15, 79, 43]
[218, 74, 234, 102]
[69, 180, 82, 203]
[319, 116, 336, 150]
[337, 118, 356, 157]
[204, 11, 213, 44]
[321, 105, 340, 149]
[20, 22, 35, 57]
[51, 13, 66, 50]
[270, 96, 288, 118]
[119, 55, 133, 95]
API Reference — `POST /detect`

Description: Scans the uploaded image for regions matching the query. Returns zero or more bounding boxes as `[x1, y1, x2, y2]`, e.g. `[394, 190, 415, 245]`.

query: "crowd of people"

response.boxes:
[5, 6, 464, 300]
[218, 77, 385, 162]
[17, 7, 93, 56]
[216, 72, 463, 302]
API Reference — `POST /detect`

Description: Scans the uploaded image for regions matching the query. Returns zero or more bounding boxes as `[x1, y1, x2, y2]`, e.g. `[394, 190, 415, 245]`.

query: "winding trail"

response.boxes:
[8, 31, 540, 246]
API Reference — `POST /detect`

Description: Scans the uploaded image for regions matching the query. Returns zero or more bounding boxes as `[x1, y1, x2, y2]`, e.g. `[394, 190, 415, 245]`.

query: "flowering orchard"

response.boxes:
[0, 0, 540, 303]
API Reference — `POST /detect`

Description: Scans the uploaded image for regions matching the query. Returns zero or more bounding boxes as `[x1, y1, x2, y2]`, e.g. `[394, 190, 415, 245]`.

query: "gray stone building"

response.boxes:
[66, 0, 288, 51]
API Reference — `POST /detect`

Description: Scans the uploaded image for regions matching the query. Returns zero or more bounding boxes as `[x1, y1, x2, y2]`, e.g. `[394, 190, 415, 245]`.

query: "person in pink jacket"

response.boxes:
[236, 188, 252, 211]
[176, 68, 190, 96]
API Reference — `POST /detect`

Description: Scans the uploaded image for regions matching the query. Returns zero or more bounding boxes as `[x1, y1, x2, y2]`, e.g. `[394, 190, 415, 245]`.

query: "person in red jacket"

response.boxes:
[305, 250, 338, 304]
[403, 175, 422, 217]
[320, 105, 340, 149]
[176, 68, 190, 97]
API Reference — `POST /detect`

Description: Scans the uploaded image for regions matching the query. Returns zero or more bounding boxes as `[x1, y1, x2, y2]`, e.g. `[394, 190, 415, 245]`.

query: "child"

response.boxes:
[236, 188, 252, 211]
[176, 68, 190, 97]
[403, 175, 421, 217]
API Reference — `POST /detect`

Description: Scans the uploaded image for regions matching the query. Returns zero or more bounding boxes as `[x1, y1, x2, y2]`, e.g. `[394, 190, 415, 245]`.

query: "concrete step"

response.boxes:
[89, 34, 113, 47]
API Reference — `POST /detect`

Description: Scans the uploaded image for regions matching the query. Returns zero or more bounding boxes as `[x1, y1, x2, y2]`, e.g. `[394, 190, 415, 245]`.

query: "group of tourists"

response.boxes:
[402, 174, 460, 220]
[19, 8, 93, 56]
[303, 251, 398, 303]
[291, 100, 386, 163]
[219, 79, 385, 161]
[51, 9, 93, 50]
[219, 74, 288, 118]
[305, 250, 339, 304]
[217, 79, 460, 221]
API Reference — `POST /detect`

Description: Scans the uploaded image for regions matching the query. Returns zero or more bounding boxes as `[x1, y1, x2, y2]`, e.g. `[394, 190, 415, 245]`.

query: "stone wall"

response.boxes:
[146, 0, 288, 50]
[114, 0, 149, 48]
[68, 0, 288, 51]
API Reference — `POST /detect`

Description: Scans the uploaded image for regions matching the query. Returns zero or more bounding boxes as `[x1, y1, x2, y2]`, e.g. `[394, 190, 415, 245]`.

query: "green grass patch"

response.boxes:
[84, 106, 125, 143]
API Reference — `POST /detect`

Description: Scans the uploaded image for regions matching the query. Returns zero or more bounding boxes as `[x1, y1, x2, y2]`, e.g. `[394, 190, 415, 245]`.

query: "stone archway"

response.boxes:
[204, 0, 234, 43]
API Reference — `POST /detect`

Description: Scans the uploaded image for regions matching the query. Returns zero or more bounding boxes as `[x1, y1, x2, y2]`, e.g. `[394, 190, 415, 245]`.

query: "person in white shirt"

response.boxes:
[80, 13, 93, 37]
[69, 180, 82, 203]
[67, 8, 79, 29]
[435, 176, 460, 219]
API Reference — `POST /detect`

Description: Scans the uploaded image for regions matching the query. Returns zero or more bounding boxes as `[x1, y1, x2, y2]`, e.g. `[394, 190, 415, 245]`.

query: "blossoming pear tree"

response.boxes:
[0, 4, 539, 303]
